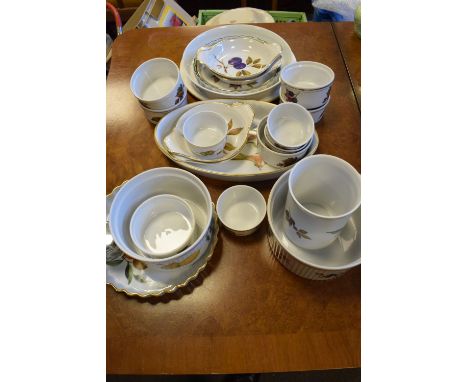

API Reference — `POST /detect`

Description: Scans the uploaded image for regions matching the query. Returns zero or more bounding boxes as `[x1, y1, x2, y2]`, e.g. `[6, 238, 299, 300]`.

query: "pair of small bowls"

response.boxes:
[280, 61, 334, 122]
[130, 58, 188, 124]
[257, 103, 315, 168]
[182, 111, 227, 158]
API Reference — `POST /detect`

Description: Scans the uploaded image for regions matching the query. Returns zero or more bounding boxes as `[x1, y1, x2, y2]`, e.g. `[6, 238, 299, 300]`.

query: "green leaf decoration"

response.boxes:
[236, 71, 242, 77]
[199, 150, 215, 156]
[242, 70, 252, 76]
[261, 64, 266, 68]
[227, 127, 242, 135]
[106, 258, 124, 266]
[125, 262, 133, 284]
[132, 259, 147, 270]
[246, 56, 253, 65]
[223, 142, 236, 151]
[232, 153, 248, 160]
[227, 119, 233, 130]
[253, 58, 261, 64]
[251, 64, 262, 69]
[134, 274, 149, 283]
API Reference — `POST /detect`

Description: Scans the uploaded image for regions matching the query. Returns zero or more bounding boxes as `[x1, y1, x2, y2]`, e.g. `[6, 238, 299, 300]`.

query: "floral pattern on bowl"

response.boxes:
[215, 56, 266, 77]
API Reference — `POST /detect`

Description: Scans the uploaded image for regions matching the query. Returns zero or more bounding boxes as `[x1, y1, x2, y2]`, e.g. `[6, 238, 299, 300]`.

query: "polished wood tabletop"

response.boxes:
[107, 22, 361, 375]
[333, 22, 361, 109]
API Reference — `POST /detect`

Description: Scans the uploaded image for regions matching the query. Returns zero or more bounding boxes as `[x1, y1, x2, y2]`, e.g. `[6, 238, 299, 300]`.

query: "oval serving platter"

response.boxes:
[154, 99, 319, 182]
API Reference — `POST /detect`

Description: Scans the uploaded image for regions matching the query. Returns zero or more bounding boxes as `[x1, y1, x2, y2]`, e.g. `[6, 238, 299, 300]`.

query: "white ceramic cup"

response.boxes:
[182, 111, 228, 157]
[280, 61, 334, 109]
[216, 185, 266, 236]
[279, 93, 331, 124]
[130, 194, 195, 258]
[266, 103, 315, 150]
[283, 155, 361, 250]
[130, 58, 185, 110]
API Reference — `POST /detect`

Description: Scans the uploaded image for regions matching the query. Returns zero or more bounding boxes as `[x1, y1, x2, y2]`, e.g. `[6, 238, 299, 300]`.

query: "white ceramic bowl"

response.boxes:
[266, 103, 315, 150]
[257, 116, 311, 168]
[182, 111, 228, 157]
[280, 61, 334, 109]
[129, 194, 196, 258]
[279, 93, 331, 124]
[130, 58, 185, 110]
[264, 125, 307, 153]
[109, 168, 213, 271]
[216, 185, 266, 236]
[139, 90, 188, 124]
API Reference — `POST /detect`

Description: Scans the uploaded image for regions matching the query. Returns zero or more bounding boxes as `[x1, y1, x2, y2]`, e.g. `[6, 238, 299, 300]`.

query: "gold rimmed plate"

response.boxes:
[106, 183, 219, 298]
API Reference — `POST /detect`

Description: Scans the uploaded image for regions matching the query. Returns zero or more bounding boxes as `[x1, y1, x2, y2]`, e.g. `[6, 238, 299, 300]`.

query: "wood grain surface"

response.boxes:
[332, 22, 361, 109]
[107, 22, 361, 375]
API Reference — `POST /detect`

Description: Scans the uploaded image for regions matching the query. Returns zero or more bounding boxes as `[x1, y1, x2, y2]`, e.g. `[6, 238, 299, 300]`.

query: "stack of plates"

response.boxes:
[180, 25, 296, 102]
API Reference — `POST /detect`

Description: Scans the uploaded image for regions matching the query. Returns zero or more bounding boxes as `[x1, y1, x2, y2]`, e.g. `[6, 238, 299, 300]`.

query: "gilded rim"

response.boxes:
[106, 183, 219, 298]
[154, 100, 319, 179]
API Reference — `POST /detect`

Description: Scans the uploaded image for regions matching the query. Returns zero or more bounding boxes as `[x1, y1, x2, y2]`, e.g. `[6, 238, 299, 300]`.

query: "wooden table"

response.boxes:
[107, 22, 361, 375]
[332, 22, 361, 110]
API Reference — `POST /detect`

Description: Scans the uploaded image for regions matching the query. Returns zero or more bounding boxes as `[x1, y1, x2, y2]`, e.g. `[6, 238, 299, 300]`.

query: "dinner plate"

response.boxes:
[267, 171, 361, 280]
[106, 183, 219, 297]
[164, 102, 254, 163]
[180, 25, 296, 101]
[154, 100, 319, 182]
[205, 8, 275, 26]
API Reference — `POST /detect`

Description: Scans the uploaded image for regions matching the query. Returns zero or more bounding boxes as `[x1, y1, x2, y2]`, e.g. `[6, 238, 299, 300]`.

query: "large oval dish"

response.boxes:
[154, 100, 319, 182]
[180, 24, 296, 101]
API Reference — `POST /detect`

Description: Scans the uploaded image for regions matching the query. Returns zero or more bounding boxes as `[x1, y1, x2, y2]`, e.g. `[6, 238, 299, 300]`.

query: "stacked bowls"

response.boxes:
[279, 61, 334, 123]
[257, 103, 315, 168]
[130, 58, 188, 124]
[108, 168, 214, 271]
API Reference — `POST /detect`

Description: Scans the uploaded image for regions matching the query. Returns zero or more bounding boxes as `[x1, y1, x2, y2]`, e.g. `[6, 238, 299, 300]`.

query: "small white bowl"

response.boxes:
[182, 111, 228, 157]
[266, 103, 315, 150]
[130, 58, 185, 110]
[257, 116, 311, 168]
[280, 61, 334, 109]
[216, 185, 266, 236]
[279, 93, 331, 124]
[130, 194, 195, 258]
[139, 90, 188, 124]
[264, 125, 307, 153]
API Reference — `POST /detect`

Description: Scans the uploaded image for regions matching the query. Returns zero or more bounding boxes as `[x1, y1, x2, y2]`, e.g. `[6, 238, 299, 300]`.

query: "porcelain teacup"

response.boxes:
[130, 58, 185, 110]
[283, 155, 361, 250]
[280, 61, 334, 110]
[130, 194, 195, 258]
[182, 111, 228, 157]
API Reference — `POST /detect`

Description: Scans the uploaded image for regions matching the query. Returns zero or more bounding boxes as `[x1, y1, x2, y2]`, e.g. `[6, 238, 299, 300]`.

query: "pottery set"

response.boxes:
[107, 25, 360, 296]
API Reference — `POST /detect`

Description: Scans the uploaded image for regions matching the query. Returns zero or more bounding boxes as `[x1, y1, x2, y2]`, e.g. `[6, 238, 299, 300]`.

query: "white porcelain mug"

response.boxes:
[283, 155, 361, 250]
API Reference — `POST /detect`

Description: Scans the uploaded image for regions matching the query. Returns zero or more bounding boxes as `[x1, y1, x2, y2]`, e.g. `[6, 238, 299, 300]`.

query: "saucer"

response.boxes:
[164, 102, 254, 163]
[106, 183, 219, 297]
[267, 171, 361, 280]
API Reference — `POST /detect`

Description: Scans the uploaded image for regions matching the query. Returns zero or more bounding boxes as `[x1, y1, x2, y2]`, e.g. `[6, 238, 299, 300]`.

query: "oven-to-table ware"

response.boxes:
[129, 194, 196, 258]
[130, 58, 185, 110]
[106, 183, 219, 297]
[108, 168, 213, 271]
[279, 93, 331, 124]
[180, 25, 296, 101]
[196, 36, 281, 83]
[284, 155, 361, 250]
[205, 7, 275, 26]
[267, 170, 361, 280]
[139, 88, 188, 124]
[280, 61, 334, 109]
[216, 185, 266, 236]
[154, 100, 319, 182]
[165, 102, 254, 163]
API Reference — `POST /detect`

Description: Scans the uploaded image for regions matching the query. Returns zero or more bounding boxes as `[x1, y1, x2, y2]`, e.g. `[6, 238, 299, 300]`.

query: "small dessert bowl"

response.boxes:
[266, 103, 315, 150]
[130, 58, 185, 110]
[216, 185, 266, 236]
[139, 89, 188, 124]
[182, 111, 228, 157]
[264, 125, 307, 153]
[279, 93, 331, 124]
[129, 194, 195, 258]
[257, 116, 312, 168]
[280, 61, 334, 109]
